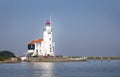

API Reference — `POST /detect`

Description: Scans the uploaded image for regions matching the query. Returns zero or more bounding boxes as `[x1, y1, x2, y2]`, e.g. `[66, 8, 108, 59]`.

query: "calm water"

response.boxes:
[0, 60, 120, 77]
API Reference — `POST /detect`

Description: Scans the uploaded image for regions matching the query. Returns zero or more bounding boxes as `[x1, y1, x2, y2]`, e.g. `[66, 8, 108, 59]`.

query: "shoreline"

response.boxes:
[0, 56, 120, 63]
[27, 56, 87, 62]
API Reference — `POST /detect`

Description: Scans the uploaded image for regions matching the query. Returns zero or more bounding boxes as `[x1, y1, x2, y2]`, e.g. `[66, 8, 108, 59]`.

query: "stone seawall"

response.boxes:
[27, 56, 87, 62]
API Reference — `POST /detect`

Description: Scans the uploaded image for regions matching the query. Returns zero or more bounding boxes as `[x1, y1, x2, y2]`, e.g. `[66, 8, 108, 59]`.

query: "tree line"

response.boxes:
[0, 51, 16, 61]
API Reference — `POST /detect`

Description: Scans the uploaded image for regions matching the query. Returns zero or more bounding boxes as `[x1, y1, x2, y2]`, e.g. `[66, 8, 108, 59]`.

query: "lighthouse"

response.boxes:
[27, 20, 54, 57]
[43, 20, 54, 56]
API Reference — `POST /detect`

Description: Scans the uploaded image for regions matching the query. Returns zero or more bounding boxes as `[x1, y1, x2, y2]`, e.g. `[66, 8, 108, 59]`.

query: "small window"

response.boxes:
[48, 32, 51, 34]
[28, 44, 35, 50]
[31, 45, 33, 48]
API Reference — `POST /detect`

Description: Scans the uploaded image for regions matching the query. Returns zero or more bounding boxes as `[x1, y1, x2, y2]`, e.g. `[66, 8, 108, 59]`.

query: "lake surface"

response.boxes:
[0, 60, 120, 77]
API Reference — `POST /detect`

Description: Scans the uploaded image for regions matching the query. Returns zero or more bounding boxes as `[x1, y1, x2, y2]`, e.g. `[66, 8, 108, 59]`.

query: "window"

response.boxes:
[48, 32, 51, 34]
[28, 44, 35, 50]
[31, 45, 33, 48]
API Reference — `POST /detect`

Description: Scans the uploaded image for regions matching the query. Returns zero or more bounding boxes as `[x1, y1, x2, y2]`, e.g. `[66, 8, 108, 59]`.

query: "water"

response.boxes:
[0, 60, 120, 77]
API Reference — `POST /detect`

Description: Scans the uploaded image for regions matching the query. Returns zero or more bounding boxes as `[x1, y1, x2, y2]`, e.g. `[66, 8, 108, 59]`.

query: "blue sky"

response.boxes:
[0, 0, 120, 56]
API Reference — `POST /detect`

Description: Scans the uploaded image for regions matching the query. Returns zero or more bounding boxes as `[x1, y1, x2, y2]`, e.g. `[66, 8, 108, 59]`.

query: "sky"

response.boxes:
[0, 0, 120, 56]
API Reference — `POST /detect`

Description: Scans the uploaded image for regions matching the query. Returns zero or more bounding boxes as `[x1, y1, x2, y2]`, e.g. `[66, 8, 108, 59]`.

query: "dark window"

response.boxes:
[28, 44, 35, 50]
[50, 48, 52, 51]
[36, 50, 38, 55]
[48, 32, 51, 34]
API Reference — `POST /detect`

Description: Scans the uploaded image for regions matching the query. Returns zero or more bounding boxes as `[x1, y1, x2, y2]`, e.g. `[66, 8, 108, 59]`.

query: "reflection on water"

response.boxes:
[28, 62, 54, 77]
[0, 61, 120, 77]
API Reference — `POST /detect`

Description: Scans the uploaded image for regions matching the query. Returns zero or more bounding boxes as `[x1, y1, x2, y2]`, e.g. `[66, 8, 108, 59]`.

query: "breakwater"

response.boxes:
[27, 56, 87, 62]
[0, 56, 120, 63]
[26, 56, 120, 62]
[87, 56, 120, 60]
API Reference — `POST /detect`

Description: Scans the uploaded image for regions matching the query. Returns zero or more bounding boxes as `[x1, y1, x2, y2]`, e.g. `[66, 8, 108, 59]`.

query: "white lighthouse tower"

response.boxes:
[42, 20, 54, 56]
[27, 20, 54, 57]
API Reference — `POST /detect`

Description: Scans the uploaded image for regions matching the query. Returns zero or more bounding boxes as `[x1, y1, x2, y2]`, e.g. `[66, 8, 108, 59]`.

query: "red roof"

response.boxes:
[28, 40, 36, 44]
[28, 38, 43, 44]
[35, 38, 43, 43]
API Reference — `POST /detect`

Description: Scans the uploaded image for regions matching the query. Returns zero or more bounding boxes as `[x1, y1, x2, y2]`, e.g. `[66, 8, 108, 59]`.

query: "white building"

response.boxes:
[27, 20, 54, 57]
